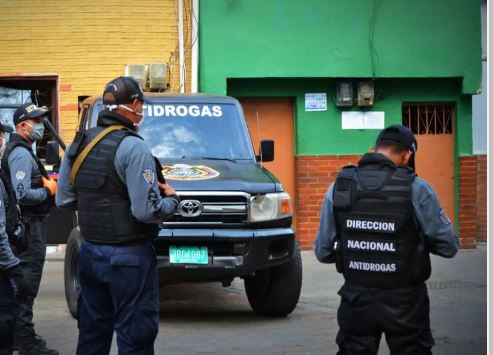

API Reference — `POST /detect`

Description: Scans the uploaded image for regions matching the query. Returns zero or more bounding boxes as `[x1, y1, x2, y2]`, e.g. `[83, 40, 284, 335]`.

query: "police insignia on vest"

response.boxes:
[345, 218, 396, 233]
[348, 260, 397, 273]
[346, 239, 396, 252]
[143, 169, 155, 184]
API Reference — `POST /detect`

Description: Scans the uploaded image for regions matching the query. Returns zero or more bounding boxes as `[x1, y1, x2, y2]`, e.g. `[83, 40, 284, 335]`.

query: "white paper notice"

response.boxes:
[341, 111, 385, 129]
[342, 111, 364, 129]
[305, 93, 327, 111]
[364, 111, 385, 129]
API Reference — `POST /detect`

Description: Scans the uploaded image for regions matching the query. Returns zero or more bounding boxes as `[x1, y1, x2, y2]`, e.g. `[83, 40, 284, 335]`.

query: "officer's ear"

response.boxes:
[369, 146, 376, 153]
[402, 150, 412, 166]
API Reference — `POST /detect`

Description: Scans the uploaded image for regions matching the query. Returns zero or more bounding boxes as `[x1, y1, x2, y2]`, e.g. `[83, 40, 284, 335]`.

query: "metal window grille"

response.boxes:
[402, 104, 454, 135]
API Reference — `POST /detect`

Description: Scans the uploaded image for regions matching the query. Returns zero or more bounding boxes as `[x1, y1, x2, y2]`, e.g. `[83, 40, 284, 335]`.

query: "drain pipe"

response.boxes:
[178, 0, 185, 93]
[191, 0, 199, 93]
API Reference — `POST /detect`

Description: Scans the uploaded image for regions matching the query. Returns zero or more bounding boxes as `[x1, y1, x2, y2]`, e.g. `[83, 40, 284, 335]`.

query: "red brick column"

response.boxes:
[295, 155, 360, 250]
[458, 156, 478, 248]
[476, 155, 487, 242]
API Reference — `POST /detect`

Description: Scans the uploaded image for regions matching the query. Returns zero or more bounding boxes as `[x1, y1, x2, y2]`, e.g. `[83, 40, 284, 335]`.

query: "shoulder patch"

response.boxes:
[439, 208, 451, 225]
[15, 170, 25, 181]
[143, 169, 155, 185]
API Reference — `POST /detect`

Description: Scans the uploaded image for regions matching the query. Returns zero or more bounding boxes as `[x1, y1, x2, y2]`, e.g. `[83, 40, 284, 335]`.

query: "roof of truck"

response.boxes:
[82, 93, 240, 106]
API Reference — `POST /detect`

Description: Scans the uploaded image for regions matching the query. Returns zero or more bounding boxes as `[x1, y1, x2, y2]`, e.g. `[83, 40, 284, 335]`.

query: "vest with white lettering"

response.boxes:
[333, 153, 431, 288]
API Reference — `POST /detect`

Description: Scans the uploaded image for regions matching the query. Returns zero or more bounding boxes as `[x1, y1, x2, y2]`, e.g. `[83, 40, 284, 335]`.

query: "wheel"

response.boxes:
[64, 230, 83, 319]
[244, 242, 302, 317]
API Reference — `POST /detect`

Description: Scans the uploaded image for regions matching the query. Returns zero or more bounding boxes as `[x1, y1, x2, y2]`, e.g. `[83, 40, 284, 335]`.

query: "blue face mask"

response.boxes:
[25, 122, 45, 142]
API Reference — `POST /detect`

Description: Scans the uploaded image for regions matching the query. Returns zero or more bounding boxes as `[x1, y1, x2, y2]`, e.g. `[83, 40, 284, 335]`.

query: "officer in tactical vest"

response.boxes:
[1, 104, 58, 355]
[56, 76, 180, 355]
[314, 125, 459, 355]
[0, 122, 31, 354]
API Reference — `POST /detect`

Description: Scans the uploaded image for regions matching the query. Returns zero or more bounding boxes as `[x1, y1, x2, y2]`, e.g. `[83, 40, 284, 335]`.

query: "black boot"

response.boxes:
[18, 336, 59, 355]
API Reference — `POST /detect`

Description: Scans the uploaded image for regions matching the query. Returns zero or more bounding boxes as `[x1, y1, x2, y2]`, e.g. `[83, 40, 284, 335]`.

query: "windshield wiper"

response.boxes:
[180, 156, 237, 163]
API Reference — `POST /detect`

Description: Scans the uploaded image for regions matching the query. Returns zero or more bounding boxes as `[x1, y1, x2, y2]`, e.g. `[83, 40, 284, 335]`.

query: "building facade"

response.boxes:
[0, 0, 193, 144]
[199, 0, 483, 248]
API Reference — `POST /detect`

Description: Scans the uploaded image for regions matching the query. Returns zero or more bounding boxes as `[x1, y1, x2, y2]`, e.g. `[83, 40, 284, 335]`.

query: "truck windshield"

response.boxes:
[91, 101, 255, 161]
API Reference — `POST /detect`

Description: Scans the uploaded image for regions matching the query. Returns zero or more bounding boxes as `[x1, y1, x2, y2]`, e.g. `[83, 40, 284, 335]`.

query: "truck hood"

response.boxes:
[157, 159, 280, 194]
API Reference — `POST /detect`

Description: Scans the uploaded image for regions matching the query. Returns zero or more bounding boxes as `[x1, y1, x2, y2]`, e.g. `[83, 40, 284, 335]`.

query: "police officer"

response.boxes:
[0, 122, 30, 355]
[0, 122, 12, 160]
[314, 124, 459, 355]
[56, 76, 180, 355]
[1, 104, 58, 355]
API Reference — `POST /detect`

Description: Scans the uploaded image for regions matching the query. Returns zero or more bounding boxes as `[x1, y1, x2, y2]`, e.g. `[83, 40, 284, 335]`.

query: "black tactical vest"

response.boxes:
[333, 153, 431, 288]
[70, 114, 159, 244]
[1, 134, 51, 216]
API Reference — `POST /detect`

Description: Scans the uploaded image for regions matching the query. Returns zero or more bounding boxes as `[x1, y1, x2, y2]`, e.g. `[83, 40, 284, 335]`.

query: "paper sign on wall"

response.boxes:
[305, 93, 327, 111]
[342, 111, 385, 129]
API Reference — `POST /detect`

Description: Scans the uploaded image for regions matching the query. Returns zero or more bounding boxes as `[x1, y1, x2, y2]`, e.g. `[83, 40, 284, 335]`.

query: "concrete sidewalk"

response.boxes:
[39, 244, 486, 354]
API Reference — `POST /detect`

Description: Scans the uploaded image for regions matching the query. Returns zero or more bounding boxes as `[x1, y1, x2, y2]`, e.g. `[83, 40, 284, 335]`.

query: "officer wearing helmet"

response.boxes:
[314, 124, 459, 355]
[56, 76, 179, 355]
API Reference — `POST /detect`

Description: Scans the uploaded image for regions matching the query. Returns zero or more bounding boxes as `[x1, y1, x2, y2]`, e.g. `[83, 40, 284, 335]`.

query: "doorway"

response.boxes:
[403, 103, 455, 225]
[0, 75, 59, 160]
[240, 98, 297, 224]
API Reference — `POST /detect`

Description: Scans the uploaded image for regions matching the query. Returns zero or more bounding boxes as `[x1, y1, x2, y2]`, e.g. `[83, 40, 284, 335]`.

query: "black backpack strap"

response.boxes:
[333, 165, 356, 210]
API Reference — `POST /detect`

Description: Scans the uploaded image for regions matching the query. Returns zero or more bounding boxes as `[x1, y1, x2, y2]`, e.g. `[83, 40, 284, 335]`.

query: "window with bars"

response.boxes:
[402, 104, 454, 135]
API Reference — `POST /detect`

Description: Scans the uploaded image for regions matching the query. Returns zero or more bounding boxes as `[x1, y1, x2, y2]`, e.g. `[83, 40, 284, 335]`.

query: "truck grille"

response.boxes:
[163, 192, 249, 227]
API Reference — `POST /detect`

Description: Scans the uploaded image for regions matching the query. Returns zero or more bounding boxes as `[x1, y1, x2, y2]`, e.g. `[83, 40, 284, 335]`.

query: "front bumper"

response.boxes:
[154, 228, 295, 282]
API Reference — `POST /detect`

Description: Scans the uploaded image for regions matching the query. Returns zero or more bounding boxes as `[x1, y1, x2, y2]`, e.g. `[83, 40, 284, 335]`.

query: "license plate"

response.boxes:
[169, 246, 208, 264]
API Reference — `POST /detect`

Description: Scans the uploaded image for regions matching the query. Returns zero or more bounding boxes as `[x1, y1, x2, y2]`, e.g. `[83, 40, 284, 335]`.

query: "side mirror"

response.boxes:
[258, 140, 274, 162]
[46, 141, 60, 166]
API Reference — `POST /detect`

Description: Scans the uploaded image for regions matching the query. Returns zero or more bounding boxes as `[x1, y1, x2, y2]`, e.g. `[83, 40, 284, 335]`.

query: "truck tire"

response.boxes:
[244, 242, 302, 317]
[64, 230, 83, 319]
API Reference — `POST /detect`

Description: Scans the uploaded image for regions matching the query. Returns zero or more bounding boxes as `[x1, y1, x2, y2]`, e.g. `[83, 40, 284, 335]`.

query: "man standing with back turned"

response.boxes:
[314, 124, 459, 355]
[56, 76, 179, 355]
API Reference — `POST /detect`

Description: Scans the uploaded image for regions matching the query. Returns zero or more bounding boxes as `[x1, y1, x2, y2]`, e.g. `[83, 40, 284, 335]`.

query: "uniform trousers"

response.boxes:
[15, 216, 47, 344]
[77, 240, 159, 355]
[336, 282, 434, 355]
[0, 272, 16, 355]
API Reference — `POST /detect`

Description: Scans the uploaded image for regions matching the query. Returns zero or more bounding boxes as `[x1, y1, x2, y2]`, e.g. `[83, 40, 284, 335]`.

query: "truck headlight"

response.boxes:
[249, 192, 292, 222]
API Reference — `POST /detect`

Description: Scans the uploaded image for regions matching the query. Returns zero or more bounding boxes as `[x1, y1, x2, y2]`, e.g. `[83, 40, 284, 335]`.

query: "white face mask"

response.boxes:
[118, 104, 145, 126]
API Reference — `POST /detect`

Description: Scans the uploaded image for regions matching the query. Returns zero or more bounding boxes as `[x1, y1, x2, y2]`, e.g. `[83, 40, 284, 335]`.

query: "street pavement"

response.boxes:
[30, 245, 486, 354]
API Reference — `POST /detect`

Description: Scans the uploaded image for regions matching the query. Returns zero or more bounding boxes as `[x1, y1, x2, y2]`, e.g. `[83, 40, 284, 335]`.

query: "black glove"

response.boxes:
[10, 223, 27, 255]
[7, 265, 30, 301]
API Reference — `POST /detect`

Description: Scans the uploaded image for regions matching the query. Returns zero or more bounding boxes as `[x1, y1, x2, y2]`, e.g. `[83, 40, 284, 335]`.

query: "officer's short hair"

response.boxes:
[375, 141, 409, 154]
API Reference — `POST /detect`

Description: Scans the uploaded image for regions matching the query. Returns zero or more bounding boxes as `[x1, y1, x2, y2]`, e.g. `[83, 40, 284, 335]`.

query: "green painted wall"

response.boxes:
[200, 0, 481, 95]
[228, 78, 472, 156]
[229, 77, 468, 228]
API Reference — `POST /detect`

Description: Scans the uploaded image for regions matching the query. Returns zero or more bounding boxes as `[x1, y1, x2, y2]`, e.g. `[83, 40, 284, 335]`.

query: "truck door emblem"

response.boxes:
[179, 200, 203, 217]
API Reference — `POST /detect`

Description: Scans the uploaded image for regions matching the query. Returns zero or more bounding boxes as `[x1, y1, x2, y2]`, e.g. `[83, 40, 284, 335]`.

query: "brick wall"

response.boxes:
[458, 157, 477, 248]
[297, 154, 485, 250]
[0, 0, 193, 143]
[296, 155, 360, 249]
[476, 155, 487, 242]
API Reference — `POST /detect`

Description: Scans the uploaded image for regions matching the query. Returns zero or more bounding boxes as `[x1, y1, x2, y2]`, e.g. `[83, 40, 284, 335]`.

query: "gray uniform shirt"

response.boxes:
[0, 178, 19, 270]
[56, 136, 179, 224]
[314, 177, 459, 263]
[8, 146, 48, 205]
